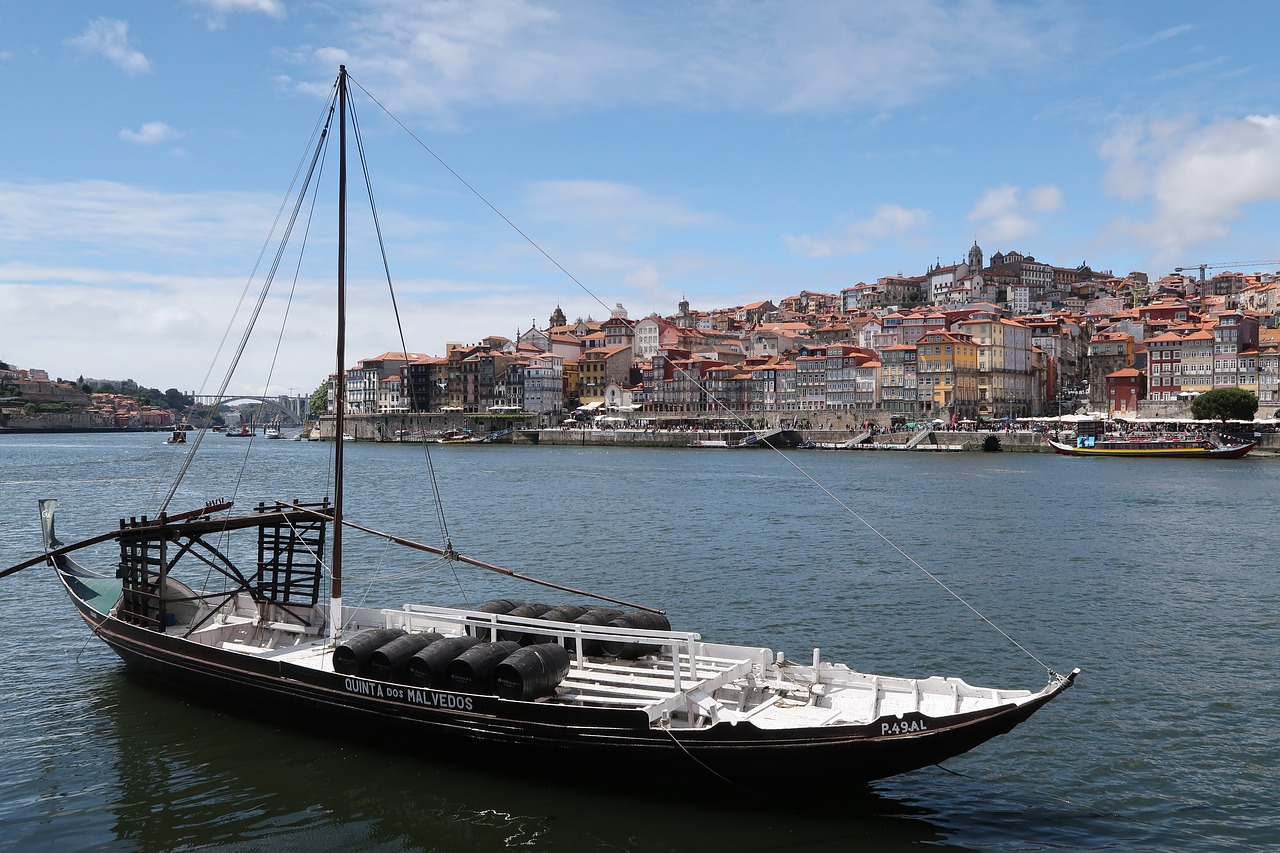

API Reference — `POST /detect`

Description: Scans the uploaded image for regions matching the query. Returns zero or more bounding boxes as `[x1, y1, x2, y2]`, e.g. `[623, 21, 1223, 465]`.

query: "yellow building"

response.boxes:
[916, 331, 980, 420]
[577, 345, 633, 403]
[957, 315, 1034, 419]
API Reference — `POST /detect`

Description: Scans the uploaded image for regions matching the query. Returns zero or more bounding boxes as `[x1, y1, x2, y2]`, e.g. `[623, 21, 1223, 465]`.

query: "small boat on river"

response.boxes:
[5, 67, 1077, 788]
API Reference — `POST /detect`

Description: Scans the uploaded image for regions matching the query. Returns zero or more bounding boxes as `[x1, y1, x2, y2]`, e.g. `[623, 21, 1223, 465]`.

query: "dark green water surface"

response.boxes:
[1, 434, 1275, 851]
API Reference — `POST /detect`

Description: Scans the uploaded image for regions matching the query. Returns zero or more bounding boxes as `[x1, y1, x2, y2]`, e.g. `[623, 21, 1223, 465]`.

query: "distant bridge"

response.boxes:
[189, 394, 310, 426]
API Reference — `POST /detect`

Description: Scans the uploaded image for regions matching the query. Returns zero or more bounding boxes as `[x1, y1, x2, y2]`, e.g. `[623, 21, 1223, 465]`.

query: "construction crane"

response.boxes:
[1173, 260, 1280, 281]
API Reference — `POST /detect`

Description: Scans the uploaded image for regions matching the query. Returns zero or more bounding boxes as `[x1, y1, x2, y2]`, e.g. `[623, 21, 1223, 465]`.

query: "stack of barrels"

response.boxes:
[331, 599, 670, 701]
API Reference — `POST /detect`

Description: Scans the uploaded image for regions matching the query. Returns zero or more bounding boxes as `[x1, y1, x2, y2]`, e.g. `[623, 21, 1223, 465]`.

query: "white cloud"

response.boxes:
[293, 0, 1068, 119]
[521, 180, 718, 239]
[0, 266, 326, 395]
[0, 178, 639, 394]
[120, 122, 183, 144]
[1099, 114, 1280, 259]
[189, 0, 286, 16]
[187, 0, 287, 30]
[1129, 23, 1194, 51]
[0, 180, 279, 262]
[1027, 185, 1064, 213]
[967, 184, 1062, 242]
[66, 18, 151, 76]
[785, 204, 929, 258]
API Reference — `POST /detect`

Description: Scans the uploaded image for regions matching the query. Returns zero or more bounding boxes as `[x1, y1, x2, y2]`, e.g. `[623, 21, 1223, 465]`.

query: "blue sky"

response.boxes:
[3, 1, 1280, 396]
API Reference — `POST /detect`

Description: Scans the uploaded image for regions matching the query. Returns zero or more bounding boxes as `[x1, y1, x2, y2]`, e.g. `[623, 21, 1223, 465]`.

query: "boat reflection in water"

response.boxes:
[81, 672, 956, 852]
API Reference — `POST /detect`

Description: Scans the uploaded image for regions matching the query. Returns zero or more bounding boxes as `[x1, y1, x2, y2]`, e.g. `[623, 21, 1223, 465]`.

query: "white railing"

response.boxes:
[381, 603, 721, 695]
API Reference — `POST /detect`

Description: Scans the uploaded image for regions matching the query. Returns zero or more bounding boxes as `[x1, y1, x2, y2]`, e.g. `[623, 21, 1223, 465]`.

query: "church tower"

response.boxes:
[676, 296, 693, 328]
[968, 240, 983, 271]
[549, 305, 567, 329]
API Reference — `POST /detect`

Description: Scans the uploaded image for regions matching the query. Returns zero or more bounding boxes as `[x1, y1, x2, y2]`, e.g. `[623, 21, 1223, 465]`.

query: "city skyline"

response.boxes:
[3, 1, 1280, 395]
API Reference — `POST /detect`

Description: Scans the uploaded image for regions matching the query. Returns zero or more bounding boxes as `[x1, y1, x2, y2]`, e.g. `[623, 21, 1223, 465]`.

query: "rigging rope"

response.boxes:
[166, 70, 1053, 675]
[346, 71, 1054, 675]
[349, 75, 612, 317]
[346, 91, 455, 555]
[158, 78, 341, 515]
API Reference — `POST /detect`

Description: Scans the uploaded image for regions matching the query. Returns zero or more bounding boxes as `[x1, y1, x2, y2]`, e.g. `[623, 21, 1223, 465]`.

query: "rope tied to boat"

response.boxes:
[656, 717, 751, 792]
[347, 69, 1060, 680]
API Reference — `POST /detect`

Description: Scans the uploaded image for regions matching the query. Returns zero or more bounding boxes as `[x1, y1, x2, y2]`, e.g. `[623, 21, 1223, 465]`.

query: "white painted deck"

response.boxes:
[175, 595, 1042, 731]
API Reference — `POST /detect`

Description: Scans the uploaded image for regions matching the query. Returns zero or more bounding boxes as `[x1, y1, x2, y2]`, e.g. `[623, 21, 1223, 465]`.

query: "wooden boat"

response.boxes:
[1047, 420, 1256, 458]
[1047, 434, 1256, 458]
[739, 427, 804, 448]
[5, 67, 1077, 788]
[689, 427, 804, 449]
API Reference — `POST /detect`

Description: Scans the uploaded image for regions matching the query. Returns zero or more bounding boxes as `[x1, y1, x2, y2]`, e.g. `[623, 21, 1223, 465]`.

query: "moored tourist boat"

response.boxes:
[4, 67, 1077, 788]
[1047, 420, 1256, 458]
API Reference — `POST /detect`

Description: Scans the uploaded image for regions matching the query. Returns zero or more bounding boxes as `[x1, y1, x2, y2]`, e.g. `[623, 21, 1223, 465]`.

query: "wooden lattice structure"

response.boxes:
[117, 524, 167, 629]
[114, 499, 332, 632]
[254, 499, 329, 607]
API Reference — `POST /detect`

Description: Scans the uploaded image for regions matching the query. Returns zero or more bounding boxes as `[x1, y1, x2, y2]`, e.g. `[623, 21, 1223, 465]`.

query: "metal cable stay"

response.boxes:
[145, 70, 660, 624]
[349, 74, 1058, 676]
[157, 69, 1059, 676]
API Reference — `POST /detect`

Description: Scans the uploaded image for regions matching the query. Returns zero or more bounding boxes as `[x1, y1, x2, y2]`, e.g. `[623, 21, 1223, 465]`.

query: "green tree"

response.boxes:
[133, 388, 160, 408]
[164, 388, 193, 410]
[1190, 388, 1258, 422]
[309, 382, 329, 415]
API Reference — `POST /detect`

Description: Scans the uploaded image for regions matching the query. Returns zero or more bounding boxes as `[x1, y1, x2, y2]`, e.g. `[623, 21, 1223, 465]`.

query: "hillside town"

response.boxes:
[7, 245, 1280, 433]
[330, 244, 1280, 427]
[0, 368, 182, 431]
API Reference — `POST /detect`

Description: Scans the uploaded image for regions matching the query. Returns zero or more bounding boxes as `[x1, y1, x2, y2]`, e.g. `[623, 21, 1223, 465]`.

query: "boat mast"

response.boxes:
[330, 65, 348, 642]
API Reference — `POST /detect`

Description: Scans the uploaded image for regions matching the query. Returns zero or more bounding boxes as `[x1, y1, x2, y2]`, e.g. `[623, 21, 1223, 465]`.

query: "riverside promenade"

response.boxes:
[319, 415, 1279, 454]
[517, 427, 1050, 451]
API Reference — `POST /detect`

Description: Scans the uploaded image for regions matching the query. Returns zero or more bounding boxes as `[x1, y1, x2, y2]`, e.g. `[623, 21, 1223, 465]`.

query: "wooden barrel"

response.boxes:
[599, 611, 671, 659]
[407, 635, 482, 687]
[332, 628, 404, 675]
[446, 640, 522, 694]
[493, 643, 571, 700]
[368, 632, 443, 682]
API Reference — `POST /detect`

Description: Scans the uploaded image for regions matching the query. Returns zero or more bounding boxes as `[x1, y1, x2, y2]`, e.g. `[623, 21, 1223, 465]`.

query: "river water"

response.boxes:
[0, 433, 1275, 851]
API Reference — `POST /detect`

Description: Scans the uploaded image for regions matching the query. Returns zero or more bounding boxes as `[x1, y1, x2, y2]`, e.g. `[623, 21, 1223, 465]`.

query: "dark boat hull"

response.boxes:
[57, 567, 1074, 787]
[1047, 437, 1256, 458]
